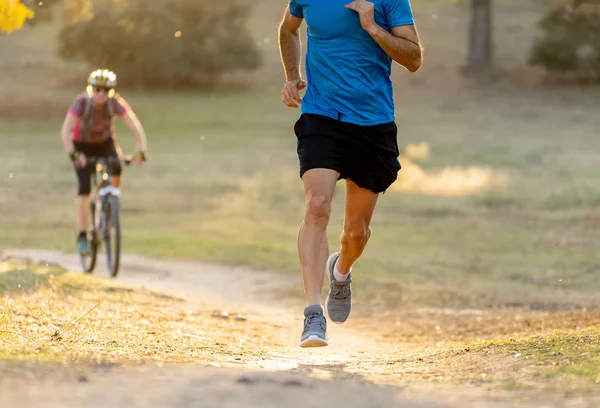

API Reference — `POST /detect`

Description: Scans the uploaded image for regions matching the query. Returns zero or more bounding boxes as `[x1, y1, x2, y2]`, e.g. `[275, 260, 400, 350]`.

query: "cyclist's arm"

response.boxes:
[61, 113, 77, 154]
[120, 110, 147, 152]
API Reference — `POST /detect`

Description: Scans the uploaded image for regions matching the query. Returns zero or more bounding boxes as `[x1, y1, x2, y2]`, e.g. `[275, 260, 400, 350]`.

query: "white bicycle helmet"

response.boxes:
[87, 69, 117, 89]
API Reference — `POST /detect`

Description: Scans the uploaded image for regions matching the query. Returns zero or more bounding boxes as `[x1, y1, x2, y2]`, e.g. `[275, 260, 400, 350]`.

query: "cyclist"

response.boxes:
[60, 69, 148, 255]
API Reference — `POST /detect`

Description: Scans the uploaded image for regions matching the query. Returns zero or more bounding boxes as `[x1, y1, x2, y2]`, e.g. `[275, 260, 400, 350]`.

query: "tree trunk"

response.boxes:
[467, 0, 493, 74]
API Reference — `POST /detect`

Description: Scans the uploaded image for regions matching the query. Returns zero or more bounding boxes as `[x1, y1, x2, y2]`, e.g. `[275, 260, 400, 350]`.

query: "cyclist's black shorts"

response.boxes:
[73, 138, 121, 196]
[294, 113, 401, 194]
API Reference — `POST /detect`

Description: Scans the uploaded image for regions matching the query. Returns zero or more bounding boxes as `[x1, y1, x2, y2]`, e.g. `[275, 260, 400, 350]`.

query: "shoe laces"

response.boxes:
[330, 279, 351, 300]
[304, 313, 325, 333]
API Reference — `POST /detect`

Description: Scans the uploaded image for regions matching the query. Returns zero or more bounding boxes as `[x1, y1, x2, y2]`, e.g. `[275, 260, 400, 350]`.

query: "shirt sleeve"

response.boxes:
[385, 0, 415, 27]
[289, 0, 303, 19]
[68, 97, 84, 116]
[113, 95, 129, 117]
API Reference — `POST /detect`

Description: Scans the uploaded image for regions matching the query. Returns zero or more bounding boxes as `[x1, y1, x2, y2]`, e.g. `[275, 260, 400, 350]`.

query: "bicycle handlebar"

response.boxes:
[85, 155, 135, 167]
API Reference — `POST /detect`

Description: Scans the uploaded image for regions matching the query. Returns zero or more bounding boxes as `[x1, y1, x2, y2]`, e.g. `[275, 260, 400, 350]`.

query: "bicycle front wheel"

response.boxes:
[103, 195, 122, 278]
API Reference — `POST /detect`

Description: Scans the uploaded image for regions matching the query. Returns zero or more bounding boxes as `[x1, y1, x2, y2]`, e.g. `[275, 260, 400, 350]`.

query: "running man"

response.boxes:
[278, 0, 422, 347]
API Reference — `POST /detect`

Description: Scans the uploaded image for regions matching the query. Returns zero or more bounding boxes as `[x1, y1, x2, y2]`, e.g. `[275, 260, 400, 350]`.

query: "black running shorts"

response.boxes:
[294, 113, 401, 194]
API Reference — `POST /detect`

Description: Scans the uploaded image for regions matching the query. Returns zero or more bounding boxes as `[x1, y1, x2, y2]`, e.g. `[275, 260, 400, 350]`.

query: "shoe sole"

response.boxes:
[300, 335, 329, 348]
[325, 253, 350, 325]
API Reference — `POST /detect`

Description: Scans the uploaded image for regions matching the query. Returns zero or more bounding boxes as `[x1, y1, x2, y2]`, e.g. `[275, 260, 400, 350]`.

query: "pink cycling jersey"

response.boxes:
[68, 95, 129, 143]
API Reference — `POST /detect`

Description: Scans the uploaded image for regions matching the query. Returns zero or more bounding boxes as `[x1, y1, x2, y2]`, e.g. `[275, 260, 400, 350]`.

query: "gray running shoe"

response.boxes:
[325, 252, 352, 324]
[300, 305, 328, 348]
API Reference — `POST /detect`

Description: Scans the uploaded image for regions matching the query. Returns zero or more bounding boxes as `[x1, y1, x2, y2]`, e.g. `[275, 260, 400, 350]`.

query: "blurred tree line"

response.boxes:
[470, 0, 600, 82]
[530, 0, 600, 81]
[19, 0, 262, 89]
[7, 0, 600, 84]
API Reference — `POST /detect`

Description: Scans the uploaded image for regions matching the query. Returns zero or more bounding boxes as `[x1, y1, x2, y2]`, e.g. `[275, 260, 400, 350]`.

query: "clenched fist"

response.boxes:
[281, 79, 307, 108]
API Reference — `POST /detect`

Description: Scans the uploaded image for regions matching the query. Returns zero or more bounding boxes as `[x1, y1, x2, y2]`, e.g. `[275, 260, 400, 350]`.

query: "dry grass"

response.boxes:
[0, 257, 290, 365]
[3, 256, 600, 397]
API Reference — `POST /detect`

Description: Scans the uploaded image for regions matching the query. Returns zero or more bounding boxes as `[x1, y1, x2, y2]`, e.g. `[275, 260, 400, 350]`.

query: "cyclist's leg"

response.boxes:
[103, 138, 123, 189]
[74, 142, 93, 230]
[74, 144, 92, 253]
[76, 187, 91, 232]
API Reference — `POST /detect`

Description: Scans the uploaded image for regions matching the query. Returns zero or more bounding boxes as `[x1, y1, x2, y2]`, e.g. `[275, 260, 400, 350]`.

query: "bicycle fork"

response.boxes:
[96, 184, 116, 232]
[100, 189, 119, 239]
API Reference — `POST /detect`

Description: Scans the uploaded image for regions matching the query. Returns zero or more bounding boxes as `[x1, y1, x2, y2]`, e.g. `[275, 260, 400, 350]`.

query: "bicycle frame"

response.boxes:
[88, 157, 123, 232]
[88, 156, 129, 193]
[80, 155, 133, 277]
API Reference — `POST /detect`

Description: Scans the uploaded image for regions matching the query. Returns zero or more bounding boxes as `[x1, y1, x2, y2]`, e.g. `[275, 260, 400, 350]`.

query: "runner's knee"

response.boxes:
[343, 222, 371, 245]
[305, 194, 331, 229]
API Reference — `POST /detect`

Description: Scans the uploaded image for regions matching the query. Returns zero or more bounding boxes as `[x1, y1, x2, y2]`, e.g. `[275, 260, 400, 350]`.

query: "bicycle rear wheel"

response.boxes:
[103, 194, 121, 278]
[80, 200, 99, 274]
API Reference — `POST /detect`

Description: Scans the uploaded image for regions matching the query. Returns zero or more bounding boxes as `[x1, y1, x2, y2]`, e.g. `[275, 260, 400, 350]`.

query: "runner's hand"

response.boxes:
[345, 0, 376, 32]
[281, 79, 306, 108]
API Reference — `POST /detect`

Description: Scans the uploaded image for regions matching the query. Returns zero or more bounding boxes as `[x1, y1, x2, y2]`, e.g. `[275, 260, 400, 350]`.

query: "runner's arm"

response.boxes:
[366, 24, 422, 72]
[278, 6, 304, 82]
[120, 110, 147, 152]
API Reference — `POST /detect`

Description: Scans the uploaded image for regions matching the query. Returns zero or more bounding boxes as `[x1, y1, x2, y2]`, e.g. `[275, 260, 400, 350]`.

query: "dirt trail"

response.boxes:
[0, 249, 594, 408]
[5, 248, 297, 311]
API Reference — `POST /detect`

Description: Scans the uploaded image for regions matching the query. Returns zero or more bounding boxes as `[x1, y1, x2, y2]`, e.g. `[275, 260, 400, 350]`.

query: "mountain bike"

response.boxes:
[80, 155, 134, 278]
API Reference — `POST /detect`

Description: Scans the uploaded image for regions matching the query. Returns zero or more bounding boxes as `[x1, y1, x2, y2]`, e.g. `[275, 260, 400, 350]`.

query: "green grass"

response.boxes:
[455, 327, 600, 392]
[535, 330, 600, 385]
[0, 256, 290, 365]
[2, 0, 600, 311]
[2, 86, 600, 310]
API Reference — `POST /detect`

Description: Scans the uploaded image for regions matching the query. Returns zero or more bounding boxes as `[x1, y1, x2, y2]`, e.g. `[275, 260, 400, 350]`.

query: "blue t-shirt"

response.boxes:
[289, 0, 414, 126]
